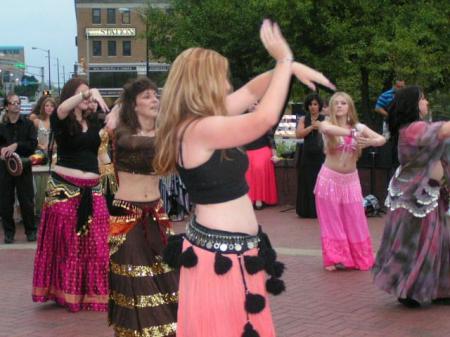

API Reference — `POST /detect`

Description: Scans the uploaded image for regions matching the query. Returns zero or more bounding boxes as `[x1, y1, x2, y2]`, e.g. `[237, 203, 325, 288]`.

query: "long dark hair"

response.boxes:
[119, 77, 158, 133]
[388, 86, 422, 138]
[59, 77, 99, 135]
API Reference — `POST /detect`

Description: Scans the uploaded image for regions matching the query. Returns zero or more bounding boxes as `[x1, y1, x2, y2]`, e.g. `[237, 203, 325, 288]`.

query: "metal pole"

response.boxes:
[146, 18, 149, 77]
[63, 65, 66, 84]
[47, 49, 51, 90]
[41, 66, 45, 92]
[57, 58, 61, 95]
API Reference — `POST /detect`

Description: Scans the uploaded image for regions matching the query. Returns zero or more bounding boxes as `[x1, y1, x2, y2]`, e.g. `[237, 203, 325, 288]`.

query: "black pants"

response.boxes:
[0, 163, 36, 237]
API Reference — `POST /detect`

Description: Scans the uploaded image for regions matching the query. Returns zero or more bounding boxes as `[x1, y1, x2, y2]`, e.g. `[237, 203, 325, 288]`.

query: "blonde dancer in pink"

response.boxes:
[315, 92, 385, 271]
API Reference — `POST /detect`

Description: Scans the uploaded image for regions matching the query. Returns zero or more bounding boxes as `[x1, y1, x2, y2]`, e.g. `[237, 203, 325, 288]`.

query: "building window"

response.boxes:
[108, 41, 117, 56]
[92, 40, 102, 56]
[123, 41, 131, 56]
[107, 8, 116, 24]
[121, 9, 131, 24]
[92, 8, 101, 24]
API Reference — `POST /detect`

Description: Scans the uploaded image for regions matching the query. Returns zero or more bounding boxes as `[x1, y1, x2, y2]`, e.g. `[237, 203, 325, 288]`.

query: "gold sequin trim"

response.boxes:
[113, 322, 177, 337]
[98, 128, 110, 156]
[110, 256, 173, 277]
[44, 175, 103, 207]
[110, 290, 178, 309]
[109, 234, 127, 256]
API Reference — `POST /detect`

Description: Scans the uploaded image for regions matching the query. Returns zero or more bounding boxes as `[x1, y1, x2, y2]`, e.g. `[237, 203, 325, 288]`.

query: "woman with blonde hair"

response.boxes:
[315, 92, 385, 271]
[33, 96, 56, 215]
[33, 96, 56, 151]
[154, 20, 335, 337]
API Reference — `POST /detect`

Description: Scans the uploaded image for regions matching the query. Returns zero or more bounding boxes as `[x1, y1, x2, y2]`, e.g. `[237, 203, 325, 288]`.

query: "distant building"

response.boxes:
[74, 0, 170, 98]
[0, 46, 25, 93]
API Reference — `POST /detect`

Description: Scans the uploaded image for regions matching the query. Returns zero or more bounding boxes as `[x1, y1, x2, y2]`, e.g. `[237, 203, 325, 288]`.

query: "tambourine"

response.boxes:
[5, 152, 31, 176]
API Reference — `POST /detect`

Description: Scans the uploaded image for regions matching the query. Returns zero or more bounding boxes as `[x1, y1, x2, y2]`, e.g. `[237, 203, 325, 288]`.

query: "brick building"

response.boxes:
[74, 0, 170, 97]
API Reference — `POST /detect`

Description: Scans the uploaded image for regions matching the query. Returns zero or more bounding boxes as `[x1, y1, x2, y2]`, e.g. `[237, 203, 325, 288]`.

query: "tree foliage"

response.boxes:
[147, 0, 450, 122]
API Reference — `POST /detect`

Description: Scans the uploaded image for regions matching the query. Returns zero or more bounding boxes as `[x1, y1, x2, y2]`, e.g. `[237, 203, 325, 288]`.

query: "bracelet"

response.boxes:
[277, 57, 294, 64]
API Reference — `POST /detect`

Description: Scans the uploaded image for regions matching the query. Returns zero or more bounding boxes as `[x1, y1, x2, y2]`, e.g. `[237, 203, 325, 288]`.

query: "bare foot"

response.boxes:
[325, 265, 336, 271]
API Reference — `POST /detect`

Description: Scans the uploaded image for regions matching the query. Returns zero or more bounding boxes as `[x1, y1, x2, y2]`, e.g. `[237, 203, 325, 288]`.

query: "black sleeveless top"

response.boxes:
[51, 113, 101, 174]
[301, 114, 325, 162]
[176, 121, 249, 204]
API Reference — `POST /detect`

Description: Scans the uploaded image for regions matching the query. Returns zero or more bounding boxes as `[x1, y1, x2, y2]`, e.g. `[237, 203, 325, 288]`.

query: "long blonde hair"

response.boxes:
[154, 48, 230, 174]
[326, 92, 360, 153]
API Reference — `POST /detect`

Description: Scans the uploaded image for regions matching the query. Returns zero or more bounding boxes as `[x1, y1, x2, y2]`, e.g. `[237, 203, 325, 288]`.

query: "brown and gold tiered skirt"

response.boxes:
[109, 199, 179, 337]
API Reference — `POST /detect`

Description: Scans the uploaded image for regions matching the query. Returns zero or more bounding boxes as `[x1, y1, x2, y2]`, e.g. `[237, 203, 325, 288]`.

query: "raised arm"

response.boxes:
[227, 61, 336, 116]
[57, 88, 109, 120]
[192, 20, 335, 151]
[319, 120, 352, 137]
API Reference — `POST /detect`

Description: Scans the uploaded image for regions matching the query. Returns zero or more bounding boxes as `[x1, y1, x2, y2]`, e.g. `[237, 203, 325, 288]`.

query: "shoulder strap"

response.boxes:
[178, 118, 200, 168]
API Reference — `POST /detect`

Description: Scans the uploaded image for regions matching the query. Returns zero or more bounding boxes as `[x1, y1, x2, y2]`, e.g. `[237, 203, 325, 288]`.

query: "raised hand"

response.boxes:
[260, 19, 293, 62]
[292, 63, 336, 92]
[89, 89, 110, 113]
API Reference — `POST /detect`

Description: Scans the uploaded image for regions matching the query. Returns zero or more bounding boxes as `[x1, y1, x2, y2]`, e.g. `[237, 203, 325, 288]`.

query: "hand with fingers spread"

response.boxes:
[292, 62, 336, 92]
[260, 19, 293, 63]
[88, 89, 110, 113]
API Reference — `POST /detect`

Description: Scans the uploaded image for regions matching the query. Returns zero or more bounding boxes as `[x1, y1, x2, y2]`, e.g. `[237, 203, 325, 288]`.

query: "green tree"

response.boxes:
[147, 0, 450, 121]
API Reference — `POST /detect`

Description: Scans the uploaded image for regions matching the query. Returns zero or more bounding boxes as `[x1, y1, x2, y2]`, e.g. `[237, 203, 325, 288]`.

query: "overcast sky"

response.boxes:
[0, 0, 77, 86]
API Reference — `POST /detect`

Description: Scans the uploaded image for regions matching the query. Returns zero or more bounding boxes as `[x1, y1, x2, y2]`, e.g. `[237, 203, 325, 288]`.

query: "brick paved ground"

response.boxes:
[1, 206, 450, 337]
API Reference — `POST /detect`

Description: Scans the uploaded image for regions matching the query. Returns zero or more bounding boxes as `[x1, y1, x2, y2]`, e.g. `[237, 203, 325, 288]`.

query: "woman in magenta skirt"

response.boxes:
[32, 78, 110, 312]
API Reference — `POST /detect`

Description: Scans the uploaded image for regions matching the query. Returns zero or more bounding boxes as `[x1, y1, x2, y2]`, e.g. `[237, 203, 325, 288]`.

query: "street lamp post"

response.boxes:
[32, 47, 51, 89]
[56, 57, 61, 95]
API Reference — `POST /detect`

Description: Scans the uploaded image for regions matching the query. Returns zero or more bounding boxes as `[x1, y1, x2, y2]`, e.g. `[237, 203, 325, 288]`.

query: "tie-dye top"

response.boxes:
[386, 121, 450, 217]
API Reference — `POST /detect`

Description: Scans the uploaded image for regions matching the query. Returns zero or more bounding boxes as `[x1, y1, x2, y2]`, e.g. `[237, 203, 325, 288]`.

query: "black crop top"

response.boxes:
[177, 148, 249, 204]
[51, 113, 101, 174]
[176, 118, 249, 205]
[114, 127, 156, 175]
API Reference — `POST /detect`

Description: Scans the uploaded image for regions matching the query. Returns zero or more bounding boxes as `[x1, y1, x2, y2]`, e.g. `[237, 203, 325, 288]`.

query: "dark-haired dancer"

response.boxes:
[295, 93, 325, 218]
[108, 77, 178, 336]
[373, 86, 450, 307]
[32, 78, 110, 312]
[154, 20, 335, 337]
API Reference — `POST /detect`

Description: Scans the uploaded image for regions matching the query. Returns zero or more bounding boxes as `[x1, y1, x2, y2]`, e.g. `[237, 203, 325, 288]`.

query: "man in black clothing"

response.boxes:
[0, 93, 37, 243]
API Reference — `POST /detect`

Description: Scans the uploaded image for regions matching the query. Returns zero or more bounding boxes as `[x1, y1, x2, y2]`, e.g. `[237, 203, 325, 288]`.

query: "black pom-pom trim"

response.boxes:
[266, 277, 286, 295]
[245, 293, 266, 314]
[265, 248, 277, 264]
[214, 252, 233, 275]
[162, 234, 184, 268]
[268, 261, 285, 278]
[180, 246, 198, 268]
[242, 322, 259, 337]
[244, 255, 265, 275]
